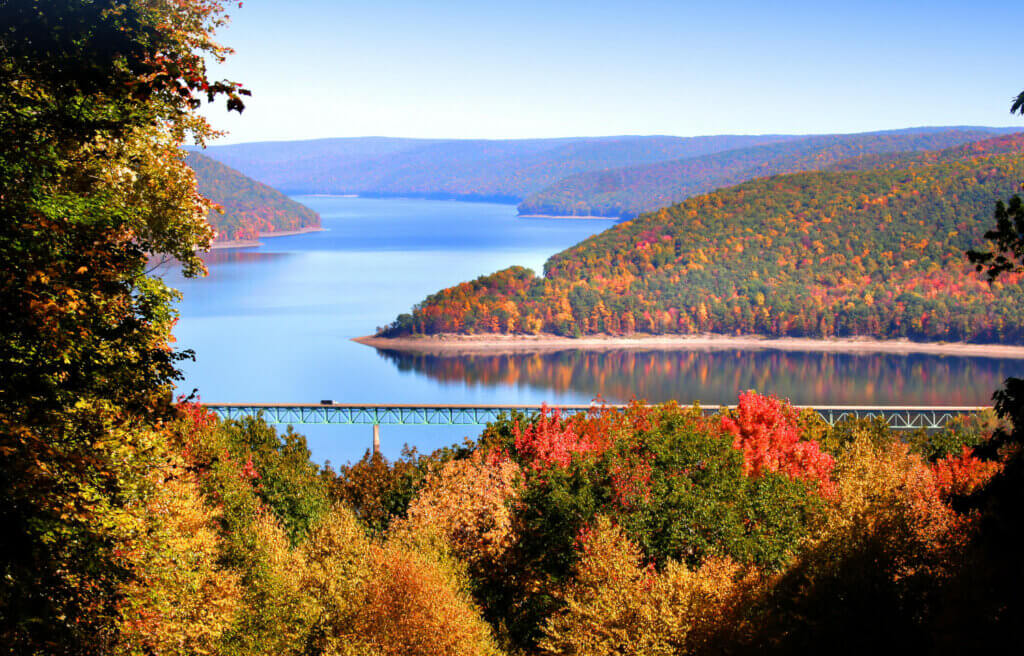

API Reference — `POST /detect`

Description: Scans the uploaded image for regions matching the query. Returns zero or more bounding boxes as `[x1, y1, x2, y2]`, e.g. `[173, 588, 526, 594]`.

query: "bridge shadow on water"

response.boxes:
[372, 347, 1024, 406]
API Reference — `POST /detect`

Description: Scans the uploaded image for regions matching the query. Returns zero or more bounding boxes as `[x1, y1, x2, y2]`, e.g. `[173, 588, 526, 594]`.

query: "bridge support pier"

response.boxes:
[372, 424, 380, 456]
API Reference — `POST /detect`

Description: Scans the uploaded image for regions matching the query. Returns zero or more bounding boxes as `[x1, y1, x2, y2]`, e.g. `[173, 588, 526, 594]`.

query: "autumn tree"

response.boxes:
[0, 1, 247, 649]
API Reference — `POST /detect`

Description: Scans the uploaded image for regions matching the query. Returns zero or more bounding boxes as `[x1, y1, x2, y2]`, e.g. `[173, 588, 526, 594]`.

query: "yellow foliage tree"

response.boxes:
[115, 461, 242, 655]
[539, 516, 757, 656]
[349, 539, 500, 656]
[396, 451, 522, 568]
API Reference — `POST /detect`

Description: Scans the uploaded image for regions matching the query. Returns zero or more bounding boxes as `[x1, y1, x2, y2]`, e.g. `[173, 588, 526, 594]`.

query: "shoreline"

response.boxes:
[352, 333, 1024, 359]
[210, 226, 324, 250]
[518, 213, 618, 220]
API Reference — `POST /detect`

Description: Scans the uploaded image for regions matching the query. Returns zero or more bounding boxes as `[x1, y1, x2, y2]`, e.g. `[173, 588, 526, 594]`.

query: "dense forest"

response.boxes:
[381, 134, 1024, 343]
[185, 151, 321, 241]
[199, 134, 801, 199]
[7, 0, 1024, 653]
[517, 128, 1019, 218]
[115, 395, 1020, 655]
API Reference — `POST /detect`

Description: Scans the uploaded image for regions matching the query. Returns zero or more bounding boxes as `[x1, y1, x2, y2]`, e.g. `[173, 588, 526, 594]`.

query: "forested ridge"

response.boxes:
[198, 129, 1018, 212]
[518, 128, 1018, 218]
[199, 134, 799, 199]
[185, 151, 320, 241]
[381, 134, 1024, 343]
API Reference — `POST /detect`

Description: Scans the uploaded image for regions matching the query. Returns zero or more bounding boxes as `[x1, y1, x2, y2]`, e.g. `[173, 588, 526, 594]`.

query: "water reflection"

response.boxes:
[200, 249, 292, 265]
[373, 348, 1024, 406]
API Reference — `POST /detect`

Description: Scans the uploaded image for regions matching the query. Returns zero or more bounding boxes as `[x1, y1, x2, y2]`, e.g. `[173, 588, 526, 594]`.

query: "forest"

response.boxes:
[198, 134, 798, 199]
[52, 394, 1019, 655]
[381, 134, 1024, 344]
[185, 151, 321, 241]
[517, 128, 1018, 218]
[5, 0, 1024, 653]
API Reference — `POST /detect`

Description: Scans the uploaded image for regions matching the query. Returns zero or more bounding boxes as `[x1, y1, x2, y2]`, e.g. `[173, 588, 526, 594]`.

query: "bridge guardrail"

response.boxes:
[203, 403, 989, 431]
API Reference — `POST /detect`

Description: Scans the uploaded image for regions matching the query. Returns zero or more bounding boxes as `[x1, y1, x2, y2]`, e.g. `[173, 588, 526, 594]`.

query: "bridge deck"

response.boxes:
[204, 403, 989, 431]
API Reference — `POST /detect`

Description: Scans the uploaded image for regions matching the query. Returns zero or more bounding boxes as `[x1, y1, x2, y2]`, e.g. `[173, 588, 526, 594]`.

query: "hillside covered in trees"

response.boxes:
[379, 133, 1024, 343]
[198, 134, 818, 199]
[517, 128, 1019, 218]
[185, 151, 320, 241]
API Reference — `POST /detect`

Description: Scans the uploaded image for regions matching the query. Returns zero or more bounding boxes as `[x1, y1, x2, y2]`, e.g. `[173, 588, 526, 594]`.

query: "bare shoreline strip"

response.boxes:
[518, 213, 617, 220]
[209, 226, 325, 250]
[352, 333, 1024, 359]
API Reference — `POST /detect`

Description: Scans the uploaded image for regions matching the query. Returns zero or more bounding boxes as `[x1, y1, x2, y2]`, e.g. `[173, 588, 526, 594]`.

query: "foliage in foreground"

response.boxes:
[0, 0, 246, 649]
[92, 394, 1017, 656]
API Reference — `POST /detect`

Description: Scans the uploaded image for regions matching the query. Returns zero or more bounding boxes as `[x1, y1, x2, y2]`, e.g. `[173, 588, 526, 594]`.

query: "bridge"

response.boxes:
[204, 403, 988, 453]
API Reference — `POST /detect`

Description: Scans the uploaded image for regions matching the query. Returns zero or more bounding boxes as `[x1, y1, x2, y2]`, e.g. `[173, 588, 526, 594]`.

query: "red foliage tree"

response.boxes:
[513, 404, 611, 469]
[931, 446, 1002, 497]
[720, 391, 835, 493]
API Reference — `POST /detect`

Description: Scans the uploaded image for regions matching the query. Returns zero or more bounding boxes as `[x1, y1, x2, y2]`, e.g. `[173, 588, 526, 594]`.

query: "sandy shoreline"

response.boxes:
[210, 226, 324, 250]
[518, 213, 617, 220]
[352, 333, 1024, 359]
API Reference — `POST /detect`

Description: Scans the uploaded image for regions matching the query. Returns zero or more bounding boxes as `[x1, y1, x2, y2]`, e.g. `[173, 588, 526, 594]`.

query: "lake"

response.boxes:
[165, 196, 1024, 465]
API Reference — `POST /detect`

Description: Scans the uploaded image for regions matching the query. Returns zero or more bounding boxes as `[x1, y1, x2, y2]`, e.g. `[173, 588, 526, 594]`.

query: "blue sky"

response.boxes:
[201, 0, 1024, 143]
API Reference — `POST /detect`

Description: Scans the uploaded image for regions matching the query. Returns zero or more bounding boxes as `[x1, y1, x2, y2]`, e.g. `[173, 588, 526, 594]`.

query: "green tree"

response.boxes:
[0, 1, 247, 650]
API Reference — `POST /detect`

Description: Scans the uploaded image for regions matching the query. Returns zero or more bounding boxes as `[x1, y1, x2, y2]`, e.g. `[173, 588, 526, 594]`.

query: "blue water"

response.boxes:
[165, 196, 617, 464]
[165, 196, 1024, 465]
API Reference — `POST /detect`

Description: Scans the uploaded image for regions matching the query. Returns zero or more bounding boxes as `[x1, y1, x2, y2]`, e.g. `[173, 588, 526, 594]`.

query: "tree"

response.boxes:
[937, 89, 1024, 649]
[0, 1, 247, 650]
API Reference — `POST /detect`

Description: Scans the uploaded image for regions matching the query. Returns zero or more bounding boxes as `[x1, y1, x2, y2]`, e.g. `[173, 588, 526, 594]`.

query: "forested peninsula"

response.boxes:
[376, 133, 1024, 345]
[185, 151, 321, 243]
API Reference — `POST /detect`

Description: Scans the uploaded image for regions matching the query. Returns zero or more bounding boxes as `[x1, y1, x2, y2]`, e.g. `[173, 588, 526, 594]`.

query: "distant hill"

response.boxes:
[379, 133, 1024, 344]
[197, 135, 801, 200]
[185, 151, 320, 242]
[517, 127, 1020, 218]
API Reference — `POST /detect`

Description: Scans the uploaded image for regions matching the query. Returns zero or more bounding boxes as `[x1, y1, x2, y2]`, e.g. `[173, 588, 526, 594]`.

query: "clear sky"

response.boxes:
[201, 0, 1024, 144]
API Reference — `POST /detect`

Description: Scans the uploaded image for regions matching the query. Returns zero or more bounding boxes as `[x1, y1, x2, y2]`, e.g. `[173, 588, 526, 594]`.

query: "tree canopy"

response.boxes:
[0, 1, 247, 649]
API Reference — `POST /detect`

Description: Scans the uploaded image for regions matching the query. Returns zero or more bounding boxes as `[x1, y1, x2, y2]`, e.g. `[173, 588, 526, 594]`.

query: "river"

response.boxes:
[164, 196, 1024, 465]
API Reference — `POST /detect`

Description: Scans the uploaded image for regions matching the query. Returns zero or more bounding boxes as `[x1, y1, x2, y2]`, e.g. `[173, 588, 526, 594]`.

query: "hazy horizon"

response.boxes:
[199, 125, 1024, 147]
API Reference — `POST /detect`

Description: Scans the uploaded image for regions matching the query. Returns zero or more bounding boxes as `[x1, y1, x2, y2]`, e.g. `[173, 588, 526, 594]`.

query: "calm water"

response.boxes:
[165, 196, 1024, 464]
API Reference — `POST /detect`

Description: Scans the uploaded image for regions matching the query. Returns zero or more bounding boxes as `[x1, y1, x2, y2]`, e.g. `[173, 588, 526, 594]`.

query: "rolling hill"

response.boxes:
[196, 135, 801, 200]
[185, 151, 321, 242]
[517, 127, 1020, 218]
[378, 133, 1024, 344]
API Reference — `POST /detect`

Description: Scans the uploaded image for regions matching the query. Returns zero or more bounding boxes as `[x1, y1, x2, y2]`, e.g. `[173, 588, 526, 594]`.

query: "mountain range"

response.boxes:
[196, 128, 1018, 218]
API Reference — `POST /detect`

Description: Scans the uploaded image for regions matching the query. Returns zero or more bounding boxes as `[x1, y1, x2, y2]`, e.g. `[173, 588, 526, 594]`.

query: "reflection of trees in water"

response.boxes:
[201, 250, 290, 265]
[375, 348, 1024, 405]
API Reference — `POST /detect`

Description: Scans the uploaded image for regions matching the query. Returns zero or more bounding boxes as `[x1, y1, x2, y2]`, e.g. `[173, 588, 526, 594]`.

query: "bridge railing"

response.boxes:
[204, 403, 988, 431]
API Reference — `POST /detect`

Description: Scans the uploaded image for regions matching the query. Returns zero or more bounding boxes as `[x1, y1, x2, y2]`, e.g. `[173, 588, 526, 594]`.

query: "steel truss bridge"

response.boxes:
[204, 403, 987, 432]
